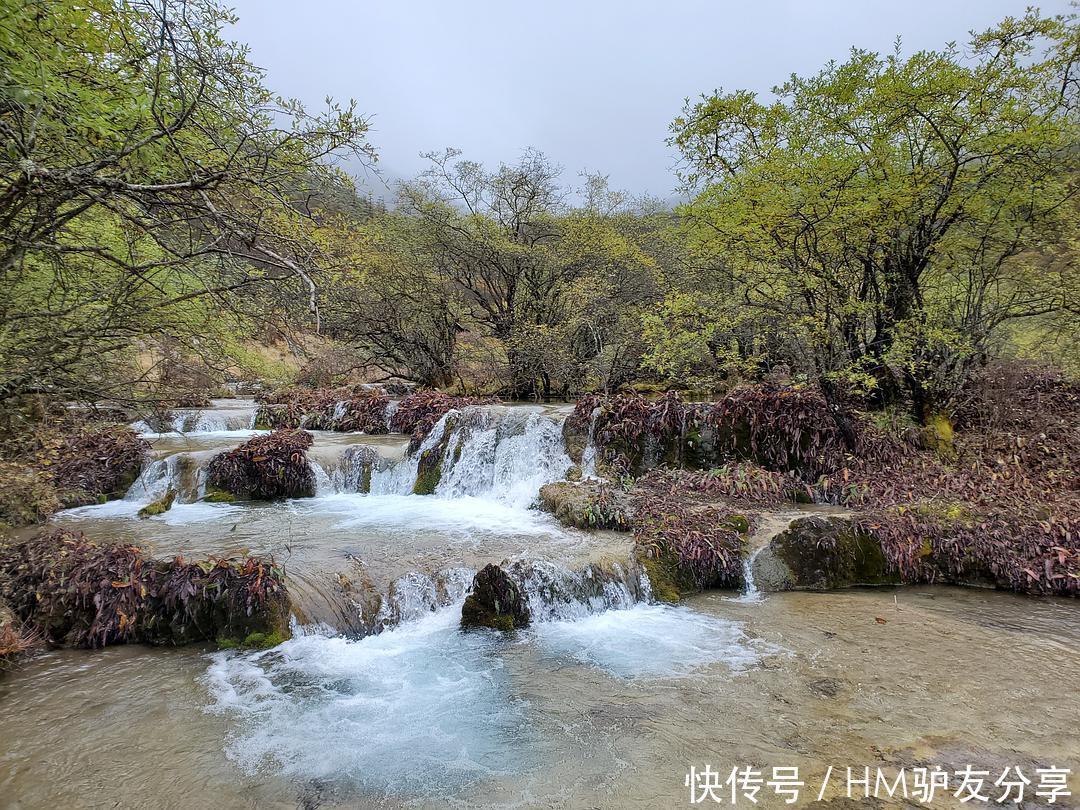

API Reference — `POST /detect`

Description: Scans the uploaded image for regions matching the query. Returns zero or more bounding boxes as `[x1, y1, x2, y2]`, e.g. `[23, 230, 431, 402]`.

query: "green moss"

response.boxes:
[773, 517, 899, 588]
[203, 486, 235, 503]
[635, 544, 696, 603]
[724, 514, 750, 534]
[412, 448, 443, 495]
[922, 412, 957, 460]
[787, 487, 814, 504]
[215, 630, 286, 650]
[137, 489, 175, 519]
[244, 630, 286, 648]
[908, 499, 975, 525]
[107, 466, 142, 500]
[460, 594, 520, 632]
[641, 555, 682, 602]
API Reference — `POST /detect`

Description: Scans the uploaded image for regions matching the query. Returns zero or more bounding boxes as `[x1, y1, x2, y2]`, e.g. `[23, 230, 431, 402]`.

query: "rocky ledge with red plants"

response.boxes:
[0, 419, 149, 529]
[549, 362, 1078, 600]
[0, 529, 290, 651]
[205, 428, 317, 501]
[254, 386, 498, 449]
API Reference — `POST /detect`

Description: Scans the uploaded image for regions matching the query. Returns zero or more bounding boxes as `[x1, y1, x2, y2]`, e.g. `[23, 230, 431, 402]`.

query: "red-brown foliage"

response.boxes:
[632, 469, 749, 589]
[256, 386, 390, 433]
[390, 390, 498, 447]
[0, 529, 288, 648]
[206, 428, 315, 499]
[44, 425, 148, 499]
[573, 385, 894, 479]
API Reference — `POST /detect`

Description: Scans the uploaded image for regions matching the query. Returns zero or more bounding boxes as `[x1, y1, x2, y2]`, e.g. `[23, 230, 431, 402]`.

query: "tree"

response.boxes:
[0, 0, 373, 409]
[317, 212, 463, 388]
[669, 10, 1080, 420]
[397, 155, 667, 396]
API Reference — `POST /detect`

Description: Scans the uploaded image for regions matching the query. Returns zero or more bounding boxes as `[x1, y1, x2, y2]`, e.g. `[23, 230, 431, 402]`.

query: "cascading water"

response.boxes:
[131, 398, 259, 436]
[580, 406, 601, 479]
[366, 405, 572, 505]
[37, 396, 800, 805]
[435, 408, 572, 507]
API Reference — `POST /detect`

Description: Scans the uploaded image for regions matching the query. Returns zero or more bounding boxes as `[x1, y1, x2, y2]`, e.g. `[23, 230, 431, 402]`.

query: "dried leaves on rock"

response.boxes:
[206, 428, 315, 499]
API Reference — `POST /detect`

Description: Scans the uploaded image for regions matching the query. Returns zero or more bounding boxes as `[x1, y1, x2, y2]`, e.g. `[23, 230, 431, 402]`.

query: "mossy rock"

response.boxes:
[217, 629, 288, 650]
[561, 418, 591, 465]
[723, 514, 750, 534]
[921, 412, 957, 461]
[202, 486, 236, 503]
[106, 465, 142, 500]
[634, 544, 699, 603]
[343, 446, 378, 494]
[412, 448, 443, 495]
[461, 564, 530, 631]
[138, 489, 175, 519]
[754, 516, 899, 591]
[537, 480, 633, 531]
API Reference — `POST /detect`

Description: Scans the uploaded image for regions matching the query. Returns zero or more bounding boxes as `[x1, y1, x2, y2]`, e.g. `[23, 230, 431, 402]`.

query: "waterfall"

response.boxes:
[507, 558, 650, 622]
[435, 408, 571, 507]
[740, 555, 762, 602]
[580, 406, 601, 478]
[124, 453, 206, 504]
[370, 568, 474, 631]
[132, 399, 258, 435]
[368, 410, 453, 495]
[368, 405, 572, 506]
[384, 399, 400, 431]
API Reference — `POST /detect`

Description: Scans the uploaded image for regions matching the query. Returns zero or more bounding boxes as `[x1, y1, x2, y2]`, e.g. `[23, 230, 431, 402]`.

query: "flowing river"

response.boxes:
[1, 400, 1077, 808]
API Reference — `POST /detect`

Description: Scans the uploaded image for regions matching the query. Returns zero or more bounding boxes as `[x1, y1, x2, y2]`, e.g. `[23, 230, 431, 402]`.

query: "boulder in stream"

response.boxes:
[137, 488, 175, 518]
[752, 516, 899, 590]
[461, 564, 531, 631]
[205, 428, 316, 500]
[538, 479, 633, 531]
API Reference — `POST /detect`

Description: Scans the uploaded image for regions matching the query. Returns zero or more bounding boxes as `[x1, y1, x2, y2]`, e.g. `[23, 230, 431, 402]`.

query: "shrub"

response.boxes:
[632, 470, 748, 598]
[43, 425, 148, 504]
[390, 390, 497, 448]
[573, 385, 895, 478]
[861, 509, 1079, 596]
[0, 529, 290, 648]
[206, 428, 315, 499]
[255, 385, 390, 433]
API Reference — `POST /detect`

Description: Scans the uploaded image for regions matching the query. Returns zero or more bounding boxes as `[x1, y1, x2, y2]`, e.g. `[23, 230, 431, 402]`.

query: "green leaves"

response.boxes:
[669, 10, 1080, 412]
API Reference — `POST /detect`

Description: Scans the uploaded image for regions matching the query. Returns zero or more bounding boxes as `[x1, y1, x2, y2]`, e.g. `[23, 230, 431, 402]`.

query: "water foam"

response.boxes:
[529, 603, 772, 679]
[203, 607, 532, 795]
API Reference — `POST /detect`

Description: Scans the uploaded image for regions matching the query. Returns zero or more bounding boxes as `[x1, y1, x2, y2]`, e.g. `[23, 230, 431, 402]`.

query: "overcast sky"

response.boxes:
[228, 0, 1071, 201]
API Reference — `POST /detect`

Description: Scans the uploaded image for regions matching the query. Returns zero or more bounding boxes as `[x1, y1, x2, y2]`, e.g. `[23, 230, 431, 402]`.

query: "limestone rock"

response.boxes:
[753, 516, 898, 590]
[461, 564, 530, 631]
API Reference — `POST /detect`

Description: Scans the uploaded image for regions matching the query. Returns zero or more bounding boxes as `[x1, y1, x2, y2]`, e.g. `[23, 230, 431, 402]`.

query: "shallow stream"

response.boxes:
[1, 400, 1076, 808]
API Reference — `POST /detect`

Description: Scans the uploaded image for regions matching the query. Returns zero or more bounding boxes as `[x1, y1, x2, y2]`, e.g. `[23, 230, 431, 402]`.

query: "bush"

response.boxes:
[390, 390, 497, 448]
[631, 470, 749, 599]
[43, 425, 148, 505]
[573, 385, 895, 478]
[255, 385, 390, 433]
[0, 529, 290, 648]
[206, 428, 316, 499]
